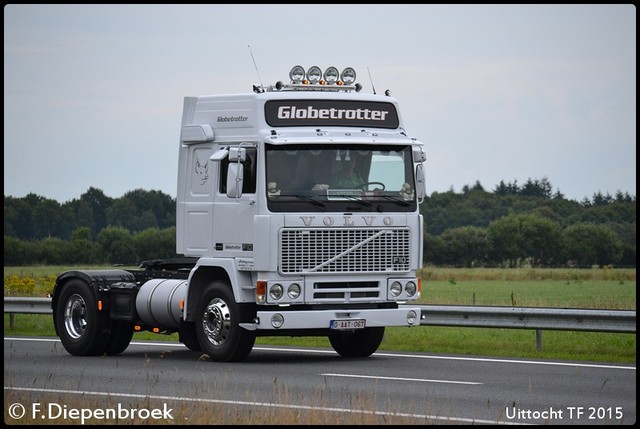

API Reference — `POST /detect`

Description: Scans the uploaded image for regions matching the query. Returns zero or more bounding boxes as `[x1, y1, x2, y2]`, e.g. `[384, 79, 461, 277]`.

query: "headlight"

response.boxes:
[390, 281, 402, 297]
[288, 283, 301, 299]
[269, 283, 283, 300]
[405, 281, 417, 297]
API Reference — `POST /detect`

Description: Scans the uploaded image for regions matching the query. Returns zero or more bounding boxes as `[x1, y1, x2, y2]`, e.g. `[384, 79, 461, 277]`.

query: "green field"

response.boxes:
[4, 266, 636, 363]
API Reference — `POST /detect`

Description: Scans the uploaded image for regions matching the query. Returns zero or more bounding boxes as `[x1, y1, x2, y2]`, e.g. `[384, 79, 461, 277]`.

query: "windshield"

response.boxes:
[266, 143, 417, 213]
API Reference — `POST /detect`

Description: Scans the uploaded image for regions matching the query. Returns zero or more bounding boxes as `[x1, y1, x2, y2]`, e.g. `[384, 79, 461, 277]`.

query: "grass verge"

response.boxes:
[4, 267, 636, 364]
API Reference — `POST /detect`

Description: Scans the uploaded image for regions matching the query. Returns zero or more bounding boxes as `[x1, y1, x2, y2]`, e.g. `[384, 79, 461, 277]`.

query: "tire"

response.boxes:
[55, 279, 111, 356]
[103, 320, 134, 355]
[328, 327, 385, 358]
[195, 280, 256, 362]
[179, 321, 202, 352]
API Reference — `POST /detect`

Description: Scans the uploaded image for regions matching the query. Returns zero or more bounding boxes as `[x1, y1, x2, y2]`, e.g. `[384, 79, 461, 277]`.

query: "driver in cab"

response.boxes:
[332, 156, 365, 189]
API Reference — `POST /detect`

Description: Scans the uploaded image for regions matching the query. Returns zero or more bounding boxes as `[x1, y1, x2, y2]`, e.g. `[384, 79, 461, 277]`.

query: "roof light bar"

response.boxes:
[277, 65, 361, 92]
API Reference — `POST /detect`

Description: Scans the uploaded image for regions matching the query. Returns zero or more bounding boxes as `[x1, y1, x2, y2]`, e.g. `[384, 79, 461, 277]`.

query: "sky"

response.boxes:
[4, 4, 636, 203]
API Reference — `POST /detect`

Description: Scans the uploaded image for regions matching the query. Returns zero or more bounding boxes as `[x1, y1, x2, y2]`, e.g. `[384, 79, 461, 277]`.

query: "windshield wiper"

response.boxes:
[375, 194, 411, 206]
[341, 194, 372, 208]
[286, 194, 327, 207]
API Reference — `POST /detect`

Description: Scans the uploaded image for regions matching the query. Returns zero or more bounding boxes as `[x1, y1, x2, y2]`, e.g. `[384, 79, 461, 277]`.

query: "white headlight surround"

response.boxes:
[388, 278, 420, 301]
[266, 280, 304, 304]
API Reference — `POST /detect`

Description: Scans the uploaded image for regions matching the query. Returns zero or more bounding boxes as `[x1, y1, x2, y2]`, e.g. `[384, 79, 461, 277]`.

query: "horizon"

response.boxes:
[4, 5, 636, 203]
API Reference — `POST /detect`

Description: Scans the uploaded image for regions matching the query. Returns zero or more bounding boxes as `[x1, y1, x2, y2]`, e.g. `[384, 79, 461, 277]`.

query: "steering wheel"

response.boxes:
[361, 182, 386, 191]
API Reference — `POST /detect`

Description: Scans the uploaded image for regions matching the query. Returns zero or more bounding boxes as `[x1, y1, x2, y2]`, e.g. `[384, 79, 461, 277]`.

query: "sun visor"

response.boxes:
[181, 124, 214, 143]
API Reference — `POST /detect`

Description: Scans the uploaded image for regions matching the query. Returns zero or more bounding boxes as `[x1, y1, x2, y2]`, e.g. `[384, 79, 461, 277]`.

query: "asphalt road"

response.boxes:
[4, 337, 636, 425]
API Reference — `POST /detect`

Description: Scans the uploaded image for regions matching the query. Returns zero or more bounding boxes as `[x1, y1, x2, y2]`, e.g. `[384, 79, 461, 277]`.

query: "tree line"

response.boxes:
[4, 179, 636, 267]
[422, 179, 635, 267]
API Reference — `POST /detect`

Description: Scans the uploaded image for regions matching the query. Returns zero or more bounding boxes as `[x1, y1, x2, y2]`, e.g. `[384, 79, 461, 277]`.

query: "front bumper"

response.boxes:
[240, 307, 421, 331]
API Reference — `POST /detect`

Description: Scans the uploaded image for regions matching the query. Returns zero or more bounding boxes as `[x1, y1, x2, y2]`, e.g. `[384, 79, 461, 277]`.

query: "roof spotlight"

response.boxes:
[307, 66, 322, 84]
[289, 65, 305, 84]
[324, 66, 339, 85]
[340, 67, 356, 85]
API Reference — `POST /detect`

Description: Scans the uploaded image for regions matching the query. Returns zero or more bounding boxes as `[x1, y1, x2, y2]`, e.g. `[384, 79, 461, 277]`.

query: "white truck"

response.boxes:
[51, 65, 427, 362]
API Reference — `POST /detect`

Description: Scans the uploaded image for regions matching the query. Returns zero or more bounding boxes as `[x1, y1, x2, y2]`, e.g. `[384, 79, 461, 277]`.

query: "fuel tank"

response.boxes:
[135, 278, 187, 329]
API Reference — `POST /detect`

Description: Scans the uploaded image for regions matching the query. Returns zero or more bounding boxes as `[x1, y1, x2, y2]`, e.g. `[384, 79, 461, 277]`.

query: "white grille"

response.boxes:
[279, 228, 411, 274]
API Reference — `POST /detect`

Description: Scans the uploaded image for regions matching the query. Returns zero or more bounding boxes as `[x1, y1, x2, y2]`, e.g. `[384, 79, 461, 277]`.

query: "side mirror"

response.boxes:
[226, 147, 246, 199]
[412, 146, 426, 163]
[226, 163, 244, 199]
[415, 163, 426, 201]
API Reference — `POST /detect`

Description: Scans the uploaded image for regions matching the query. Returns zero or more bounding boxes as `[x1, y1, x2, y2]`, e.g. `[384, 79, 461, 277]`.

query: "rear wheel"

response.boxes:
[55, 279, 111, 356]
[328, 327, 385, 358]
[195, 280, 256, 362]
[103, 320, 134, 355]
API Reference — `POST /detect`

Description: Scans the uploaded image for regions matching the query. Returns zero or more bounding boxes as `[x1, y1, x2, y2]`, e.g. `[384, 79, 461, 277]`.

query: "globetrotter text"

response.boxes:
[277, 105, 390, 121]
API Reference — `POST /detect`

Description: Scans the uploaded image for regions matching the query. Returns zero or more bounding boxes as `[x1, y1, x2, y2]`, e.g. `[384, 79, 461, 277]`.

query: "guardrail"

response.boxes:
[4, 297, 52, 330]
[412, 304, 636, 350]
[4, 297, 636, 351]
[414, 304, 636, 332]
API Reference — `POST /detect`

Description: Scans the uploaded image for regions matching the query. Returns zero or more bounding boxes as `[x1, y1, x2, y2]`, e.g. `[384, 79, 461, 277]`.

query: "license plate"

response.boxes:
[330, 319, 366, 330]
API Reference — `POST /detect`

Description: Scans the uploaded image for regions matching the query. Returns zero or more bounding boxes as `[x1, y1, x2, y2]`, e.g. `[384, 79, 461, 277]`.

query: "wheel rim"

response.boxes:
[201, 298, 231, 346]
[64, 293, 88, 339]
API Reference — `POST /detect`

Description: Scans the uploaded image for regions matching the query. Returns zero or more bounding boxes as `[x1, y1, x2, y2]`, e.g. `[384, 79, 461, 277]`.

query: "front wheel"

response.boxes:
[179, 321, 202, 352]
[195, 281, 256, 362]
[328, 327, 385, 358]
[55, 279, 111, 356]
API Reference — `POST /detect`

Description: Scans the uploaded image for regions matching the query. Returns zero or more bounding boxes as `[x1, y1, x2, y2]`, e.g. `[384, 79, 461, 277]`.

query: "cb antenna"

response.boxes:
[248, 45, 264, 88]
[367, 67, 376, 95]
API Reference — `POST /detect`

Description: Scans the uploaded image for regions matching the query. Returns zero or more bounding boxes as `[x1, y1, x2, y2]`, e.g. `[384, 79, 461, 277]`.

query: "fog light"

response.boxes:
[406, 310, 417, 326]
[271, 313, 284, 328]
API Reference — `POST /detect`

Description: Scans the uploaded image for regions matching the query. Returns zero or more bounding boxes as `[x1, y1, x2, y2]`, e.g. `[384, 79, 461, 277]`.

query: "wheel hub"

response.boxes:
[64, 293, 88, 339]
[202, 298, 231, 346]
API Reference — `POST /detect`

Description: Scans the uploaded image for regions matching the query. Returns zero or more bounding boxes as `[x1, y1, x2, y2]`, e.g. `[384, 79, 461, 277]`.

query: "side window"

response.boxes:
[219, 147, 257, 194]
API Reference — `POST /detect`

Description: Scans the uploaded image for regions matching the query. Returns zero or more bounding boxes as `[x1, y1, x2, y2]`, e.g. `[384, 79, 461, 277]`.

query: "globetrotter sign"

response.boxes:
[264, 99, 400, 129]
